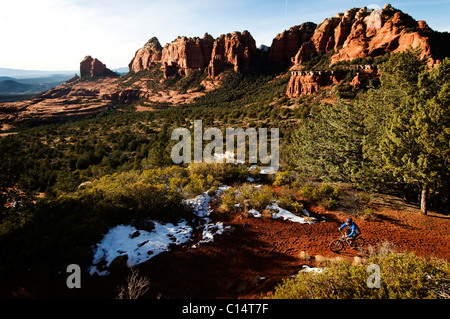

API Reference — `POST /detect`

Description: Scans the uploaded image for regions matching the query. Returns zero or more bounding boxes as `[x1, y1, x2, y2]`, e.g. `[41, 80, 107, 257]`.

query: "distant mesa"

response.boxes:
[80, 55, 117, 77]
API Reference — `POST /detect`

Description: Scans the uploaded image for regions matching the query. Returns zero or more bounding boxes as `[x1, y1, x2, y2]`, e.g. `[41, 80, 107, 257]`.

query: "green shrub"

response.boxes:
[317, 183, 334, 197]
[325, 198, 339, 210]
[268, 251, 450, 299]
[299, 184, 319, 202]
[272, 171, 289, 186]
[299, 183, 342, 210]
[220, 184, 276, 213]
[222, 187, 238, 211]
[188, 162, 247, 182]
[278, 196, 304, 215]
[249, 186, 275, 210]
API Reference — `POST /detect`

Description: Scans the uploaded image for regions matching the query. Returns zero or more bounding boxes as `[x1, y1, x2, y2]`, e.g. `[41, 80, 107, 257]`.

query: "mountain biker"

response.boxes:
[339, 218, 361, 245]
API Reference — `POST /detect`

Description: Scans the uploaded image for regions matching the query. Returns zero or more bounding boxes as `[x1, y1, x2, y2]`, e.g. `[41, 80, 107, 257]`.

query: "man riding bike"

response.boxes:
[339, 218, 361, 245]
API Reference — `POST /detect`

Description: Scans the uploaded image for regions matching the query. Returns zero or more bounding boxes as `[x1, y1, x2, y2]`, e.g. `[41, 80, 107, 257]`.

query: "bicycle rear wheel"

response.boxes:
[352, 237, 365, 250]
[329, 239, 344, 253]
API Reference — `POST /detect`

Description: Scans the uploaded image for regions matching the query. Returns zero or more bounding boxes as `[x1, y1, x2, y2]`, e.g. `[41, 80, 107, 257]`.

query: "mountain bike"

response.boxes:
[329, 230, 365, 253]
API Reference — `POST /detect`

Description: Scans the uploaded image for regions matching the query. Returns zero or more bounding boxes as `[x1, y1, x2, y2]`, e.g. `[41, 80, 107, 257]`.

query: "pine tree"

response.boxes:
[289, 100, 366, 184]
[290, 49, 449, 214]
[376, 54, 449, 214]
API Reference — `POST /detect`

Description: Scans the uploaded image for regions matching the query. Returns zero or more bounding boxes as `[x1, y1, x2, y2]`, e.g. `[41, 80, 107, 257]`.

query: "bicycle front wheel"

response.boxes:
[329, 239, 344, 253]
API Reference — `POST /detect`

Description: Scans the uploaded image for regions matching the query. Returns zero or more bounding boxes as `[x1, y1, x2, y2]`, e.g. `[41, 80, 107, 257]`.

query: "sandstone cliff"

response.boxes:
[129, 31, 258, 79]
[286, 71, 339, 97]
[207, 31, 257, 78]
[160, 33, 214, 77]
[268, 22, 316, 65]
[286, 4, 450, 97]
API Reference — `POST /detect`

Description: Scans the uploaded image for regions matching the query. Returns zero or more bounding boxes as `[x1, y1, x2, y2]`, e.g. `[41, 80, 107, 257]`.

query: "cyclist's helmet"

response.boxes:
[346, 218, 353, 224]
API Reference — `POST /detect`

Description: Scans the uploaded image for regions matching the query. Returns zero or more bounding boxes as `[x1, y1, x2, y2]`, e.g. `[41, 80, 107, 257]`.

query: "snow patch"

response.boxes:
[192, 222, 231, 248]
[267, 203, 316, 224]
[89, 221, 192, 276]
[300, 265, 325, 273]
[247, 209, 262, 218]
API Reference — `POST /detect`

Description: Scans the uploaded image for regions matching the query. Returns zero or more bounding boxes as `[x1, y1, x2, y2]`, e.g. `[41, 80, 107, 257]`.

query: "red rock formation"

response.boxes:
[291, 5, 434, 66]
[286, 71, 338, 97]
[285, 5, 448, 97]
[207, 30, 257, 78]
[330, 8, 432, 64]
[292, 16, 341, 64]
[128, 37, 163, 72]
[160, 33, 214, 77]
[268, 22, 316, 64]
[80, 56, 116, 77]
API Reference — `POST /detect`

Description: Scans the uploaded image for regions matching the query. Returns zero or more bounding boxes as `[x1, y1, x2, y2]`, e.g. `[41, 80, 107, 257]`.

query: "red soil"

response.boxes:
[138, 203, 450, 299]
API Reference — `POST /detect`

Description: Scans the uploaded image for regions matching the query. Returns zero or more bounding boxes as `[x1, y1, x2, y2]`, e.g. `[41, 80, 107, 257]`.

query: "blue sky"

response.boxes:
[1, 0, 449, 71]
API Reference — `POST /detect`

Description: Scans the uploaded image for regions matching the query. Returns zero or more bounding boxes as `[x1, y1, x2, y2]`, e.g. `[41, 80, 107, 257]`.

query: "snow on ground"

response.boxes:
[186, 186, 232, 248]
[89, 186, 232, 275]
[268, 203, 316, 224]
[246, 203, 316, 224]
[89, 221, 192, 276]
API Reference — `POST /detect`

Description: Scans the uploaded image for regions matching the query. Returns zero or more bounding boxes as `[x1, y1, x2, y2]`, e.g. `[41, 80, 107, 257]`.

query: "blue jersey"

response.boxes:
[340, 222, 361, 237]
